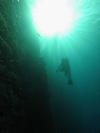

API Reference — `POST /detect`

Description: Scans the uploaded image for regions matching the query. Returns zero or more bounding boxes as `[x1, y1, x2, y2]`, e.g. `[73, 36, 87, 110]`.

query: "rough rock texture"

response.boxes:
[0, 0, 58, 132]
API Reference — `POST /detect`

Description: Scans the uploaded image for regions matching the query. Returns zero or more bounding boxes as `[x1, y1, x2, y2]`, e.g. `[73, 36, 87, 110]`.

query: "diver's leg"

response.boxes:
[67, 73, 73, 85]
[65, 72, 67, 76]
[68, 79, 73, 85]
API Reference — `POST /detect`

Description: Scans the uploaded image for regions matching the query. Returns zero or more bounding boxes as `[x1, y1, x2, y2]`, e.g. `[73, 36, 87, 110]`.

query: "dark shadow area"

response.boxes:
[0, 0, 58, 132]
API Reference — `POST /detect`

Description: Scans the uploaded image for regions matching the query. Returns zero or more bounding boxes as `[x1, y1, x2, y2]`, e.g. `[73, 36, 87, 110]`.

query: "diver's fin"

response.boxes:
[68, 79, 73, 85]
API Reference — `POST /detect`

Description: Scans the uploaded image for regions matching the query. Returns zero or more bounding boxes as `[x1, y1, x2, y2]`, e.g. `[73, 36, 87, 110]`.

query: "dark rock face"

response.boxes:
[0, 0, 58, 132]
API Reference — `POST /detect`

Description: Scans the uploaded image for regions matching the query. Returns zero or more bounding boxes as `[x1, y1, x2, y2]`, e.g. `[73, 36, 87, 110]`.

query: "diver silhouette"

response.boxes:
[56, 57, 73, 85]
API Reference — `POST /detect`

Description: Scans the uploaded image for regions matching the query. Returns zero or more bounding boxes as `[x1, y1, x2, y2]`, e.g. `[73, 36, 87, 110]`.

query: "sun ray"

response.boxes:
[30, 0, 100, 60]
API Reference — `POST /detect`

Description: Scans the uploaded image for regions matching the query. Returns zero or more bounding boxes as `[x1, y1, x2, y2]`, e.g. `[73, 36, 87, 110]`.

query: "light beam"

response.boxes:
[32, 0, 80, 37]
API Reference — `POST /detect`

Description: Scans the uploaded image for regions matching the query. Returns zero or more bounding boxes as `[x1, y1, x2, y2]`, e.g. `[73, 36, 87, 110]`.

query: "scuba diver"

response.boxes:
[56, 57, 73, 85]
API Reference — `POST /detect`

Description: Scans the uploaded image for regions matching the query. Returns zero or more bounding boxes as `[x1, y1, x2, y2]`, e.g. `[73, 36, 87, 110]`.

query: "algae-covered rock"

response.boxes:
[0, 0, 58, 133]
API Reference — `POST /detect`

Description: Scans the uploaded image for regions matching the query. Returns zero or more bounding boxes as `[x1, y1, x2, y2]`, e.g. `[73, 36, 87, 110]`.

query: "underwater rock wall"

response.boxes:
[0, 0, 58, 132]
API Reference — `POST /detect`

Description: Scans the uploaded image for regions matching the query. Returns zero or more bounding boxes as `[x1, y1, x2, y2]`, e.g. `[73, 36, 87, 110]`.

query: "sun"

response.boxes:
[32, 0, 80, 37]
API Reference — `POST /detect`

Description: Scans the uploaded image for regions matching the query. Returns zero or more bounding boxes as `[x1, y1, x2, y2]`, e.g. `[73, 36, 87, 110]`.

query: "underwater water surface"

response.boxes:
[35, 0, 100, 132]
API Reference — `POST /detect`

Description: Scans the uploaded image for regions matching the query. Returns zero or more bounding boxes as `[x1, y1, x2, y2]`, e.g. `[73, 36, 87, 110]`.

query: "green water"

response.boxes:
[32, 0, 100, 132]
